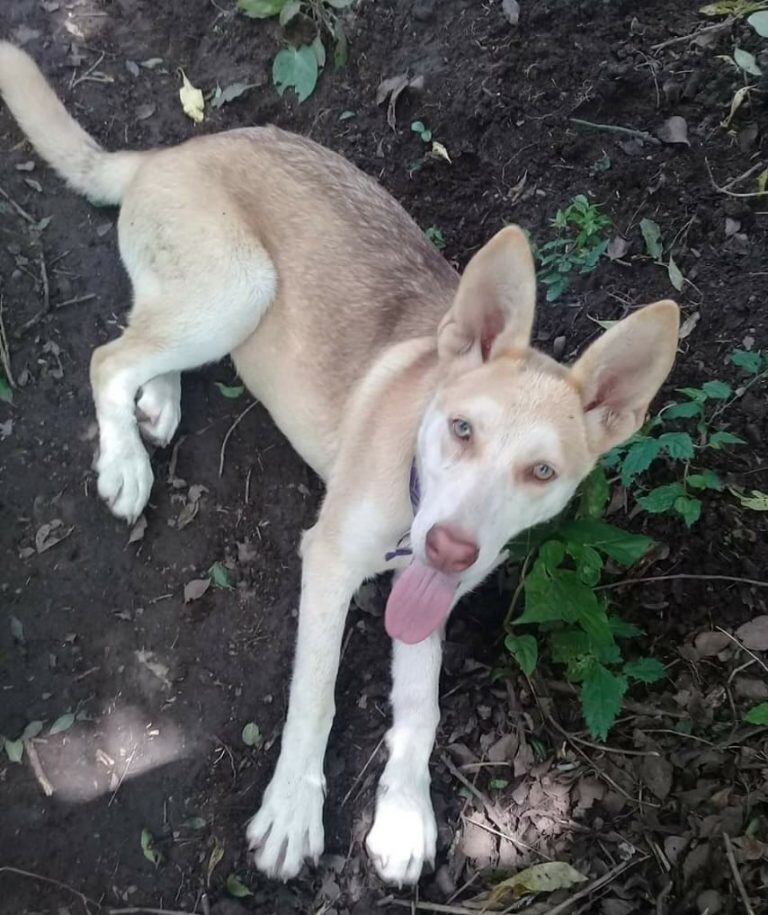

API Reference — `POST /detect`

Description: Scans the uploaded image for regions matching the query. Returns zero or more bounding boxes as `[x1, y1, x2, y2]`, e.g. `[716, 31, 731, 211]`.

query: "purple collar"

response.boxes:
[385, 461, 419, 562]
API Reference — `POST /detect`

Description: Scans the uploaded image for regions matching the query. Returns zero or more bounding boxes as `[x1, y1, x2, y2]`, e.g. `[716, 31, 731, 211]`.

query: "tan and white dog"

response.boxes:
[0, 43, 679, 885]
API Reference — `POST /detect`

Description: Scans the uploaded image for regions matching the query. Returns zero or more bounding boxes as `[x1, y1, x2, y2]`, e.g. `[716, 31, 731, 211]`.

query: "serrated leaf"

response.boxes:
[518, 568, 599, 626]
[658, 431, 695, 460]
[4, 739, 24, 763]
[237, 0, 286, 17]
[733, 47, 763, 76]
[730, 349, 762, 374]
[748, 10, 768, 36]
[273, 45, 318, 103]
[667, 256, 684, 292]
[702, 380, 732, 400]
[744, 702, 768, 725]
[624, 657, 666, 683]
[226, 873, 254, 897]
[505, 634, 538, 676]
[663, 401, 702, 420]
[141, 828, 162, 866]
[179, 70, 204, 123]
[49, 712, 75, 735]
[209, 562, 232, 589]
[674, 495, 702, 527]
[539, 540, 565, 572]
[640, 218, 663, 259]
[709, 430, 746, 449]
[579, 465, 610, 519]
[619, 437, 662, 485]
[687, 470, 723, 491]
[486, 861, 588, 906]
[558, 519, 653, 566]
[581, 664, 627, 740]
[242, 721, 263, 747]
[21, 720, 44, 740]
[215, 382, 245, 399]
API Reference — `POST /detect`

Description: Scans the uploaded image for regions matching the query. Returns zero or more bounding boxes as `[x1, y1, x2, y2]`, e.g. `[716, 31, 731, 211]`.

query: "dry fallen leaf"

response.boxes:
[656, 115, 689, 146]
[179, 69, 204, 123]
[128, 515, 147, 544]
[483, 861, 588, 906]
[694, 630, 730, 658]
[184, 577, 211, 603]
[639, 754, 673, 801]
[376, 73, 424, 130]
[431, 140, 452, 163]
[606, 235, 630, 260]
[735, 616, 768, 651]
[678, 310, 700, 340]
[35, 520, 74, 554]
[723, 86, 750, 128]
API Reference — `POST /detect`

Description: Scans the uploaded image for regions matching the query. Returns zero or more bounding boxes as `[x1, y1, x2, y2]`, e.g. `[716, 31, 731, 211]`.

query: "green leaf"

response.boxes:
[610, 617, 644, 638]
[701, 380, 732, 400]
[226, 873, 254, 898]
[678, 386, 708, 403]
[619, 437, 662, 485]
[667, 256, 684, 292]
[730, 487, 768, 511]
[575, 600, 615, 651]
[0, 375, 12, 403]
[505, 634, 538, 676]
[687, 470, 724, 491]
[333, 27, 348, 68]
[338, 109, 355, 121]
[674, 495, 702, 527]
[549, 628, 589, 663]
[311, 34, 327, 69]
[744, 702, 768, 725]
[4, 739, 24, 763]
[518, 567, 599, 626]
[49, 712, 75, 735]
[730, 349, 762, 374]
[242, 721, 263, 747]
[624, 657, 666, 683]
[215, 382, 245, 399]
[209, 562, 233, 589]
[581, 664, 627, 741]
[733, 47, 763, 76]
[640, 218, 663, 259]
[539, 540, 565, 572]
[579, 465, 610, 519]
[658, 431, 694, 460]
[279, 0, 302, 25]
[21, 720, 44, 740]
[558, 519, 654, 566]
[709, 430, 746, 449]
[272, 45, 319, 103]
[489, 778, 509, 789]
[748, 10, 768, 37]
[663, 401, 702, 420]
[141, 828, 162, 866]
[424, 226, 446, 250]
[636, 482, 685, 513]
[238, 0, 286, 18]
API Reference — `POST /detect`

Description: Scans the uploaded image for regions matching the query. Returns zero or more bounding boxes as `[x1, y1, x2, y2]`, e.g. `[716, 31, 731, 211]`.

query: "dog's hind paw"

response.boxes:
[366, 775, 437, 885]
[247, 772, 325, 880]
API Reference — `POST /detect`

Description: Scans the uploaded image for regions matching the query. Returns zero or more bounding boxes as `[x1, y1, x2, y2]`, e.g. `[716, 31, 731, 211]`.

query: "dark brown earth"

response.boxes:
[1, 1, 767, 913]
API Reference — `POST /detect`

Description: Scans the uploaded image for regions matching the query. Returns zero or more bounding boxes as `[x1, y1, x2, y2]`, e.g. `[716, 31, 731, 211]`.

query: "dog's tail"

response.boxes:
[0, 42, 144, 205]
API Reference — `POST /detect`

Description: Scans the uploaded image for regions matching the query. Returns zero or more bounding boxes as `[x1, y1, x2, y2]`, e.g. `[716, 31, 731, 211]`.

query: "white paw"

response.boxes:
[136, 376, 181, 447]
[246, 771, 325, 880]
[96, 441, 154, 523]
[366, 774, 437, 885]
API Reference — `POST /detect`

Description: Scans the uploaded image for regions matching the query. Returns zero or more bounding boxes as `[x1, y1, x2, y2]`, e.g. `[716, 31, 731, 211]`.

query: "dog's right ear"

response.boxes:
[437, 226, 536, 368]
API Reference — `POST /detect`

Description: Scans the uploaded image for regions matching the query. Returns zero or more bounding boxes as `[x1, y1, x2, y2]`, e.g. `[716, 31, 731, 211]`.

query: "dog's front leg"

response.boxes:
[247, 522, 361, 880]
[366, 631, 442, 885]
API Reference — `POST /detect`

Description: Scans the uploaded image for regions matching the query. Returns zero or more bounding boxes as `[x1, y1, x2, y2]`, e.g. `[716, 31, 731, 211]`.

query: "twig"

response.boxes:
[570, 118, 660, 145]
[218, 400, 259, 477]
[597, 573, 768, 591]
[651, 17, 734, 51]
[108, 909, 197, 915]
[56, 293, 97, 310]
[71, 52, 106, 89]
[706, 158, 767, 199]
[723, 833, 756, 915]
[341, 735, 384, 807]
[0, 866, 98, 914]
[525, 857, 644, 915]
[24, 740, 54, 796]
[16, 251, 52, 336]
[716, 626, 768, 677]
[386, 900, 480, 914]
[0, 184, 36, 224]
[108, 745, 137, 807]
[0, 296, 14, 387]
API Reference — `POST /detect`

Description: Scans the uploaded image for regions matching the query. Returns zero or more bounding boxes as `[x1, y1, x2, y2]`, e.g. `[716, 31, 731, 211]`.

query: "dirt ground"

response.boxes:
[1, 1, 768, 913]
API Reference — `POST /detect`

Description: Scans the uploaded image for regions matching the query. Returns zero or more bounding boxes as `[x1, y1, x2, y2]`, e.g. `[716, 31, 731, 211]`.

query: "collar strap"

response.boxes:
[385, 460, 419, 562]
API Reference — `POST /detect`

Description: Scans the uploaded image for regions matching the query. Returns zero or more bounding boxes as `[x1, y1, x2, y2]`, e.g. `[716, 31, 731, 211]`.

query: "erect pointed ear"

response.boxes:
[570, 300, 680, 455]
[438, 225, 536, 367]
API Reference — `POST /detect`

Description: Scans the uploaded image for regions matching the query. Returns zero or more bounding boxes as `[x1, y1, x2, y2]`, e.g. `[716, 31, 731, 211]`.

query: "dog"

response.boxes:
[0, 42, 679, 885]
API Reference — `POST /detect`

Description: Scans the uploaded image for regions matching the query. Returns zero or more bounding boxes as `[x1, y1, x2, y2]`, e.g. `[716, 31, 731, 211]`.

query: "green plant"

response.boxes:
[411, 120, 432, 143]
[536, 195, 612, 302]
[604, 349, 767, 527]
[503, 467, 665, 740]
[0, 371, 11, 403]
[424, 226, 446, 250]
[639, 217, 685, 291]
[238, 0, 353, 102]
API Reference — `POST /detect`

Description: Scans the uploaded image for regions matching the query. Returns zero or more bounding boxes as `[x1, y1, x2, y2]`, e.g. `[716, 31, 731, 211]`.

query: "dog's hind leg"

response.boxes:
[135, 371, 182, 446]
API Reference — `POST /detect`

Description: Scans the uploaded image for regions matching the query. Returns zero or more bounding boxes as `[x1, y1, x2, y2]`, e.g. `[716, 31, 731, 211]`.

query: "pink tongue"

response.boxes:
[385, 562, 458, 644]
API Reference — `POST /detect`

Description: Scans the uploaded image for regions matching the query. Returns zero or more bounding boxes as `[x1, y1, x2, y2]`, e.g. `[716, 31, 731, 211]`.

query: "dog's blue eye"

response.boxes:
[451, 418, 472, 441]
[532, 463, 556, 482]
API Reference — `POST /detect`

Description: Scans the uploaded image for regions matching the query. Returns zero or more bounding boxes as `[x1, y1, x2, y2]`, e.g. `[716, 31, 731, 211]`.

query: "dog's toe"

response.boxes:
[96, 445, 153, 522]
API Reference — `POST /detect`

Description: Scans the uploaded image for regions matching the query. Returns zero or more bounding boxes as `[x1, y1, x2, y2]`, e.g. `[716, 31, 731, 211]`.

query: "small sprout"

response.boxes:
[424, 226, 446, 250]
[242, 722, 263, 747]
[141, 828, 162, 866]
[49, 712, 75, 735]
[215, 382, 245, 399]
[410, 120, 432, 143]
[209, 562, 233, 590]
[745, 702, 768, 725]
[226, 873, 254, 897]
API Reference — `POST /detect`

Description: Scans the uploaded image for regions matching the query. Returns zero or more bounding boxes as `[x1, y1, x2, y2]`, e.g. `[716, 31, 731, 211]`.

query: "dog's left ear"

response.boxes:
[571, 300, 680, 455]
[438, 225, 536, 367]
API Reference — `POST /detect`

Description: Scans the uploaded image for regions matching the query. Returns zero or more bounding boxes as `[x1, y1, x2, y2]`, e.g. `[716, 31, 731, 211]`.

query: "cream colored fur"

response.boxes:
[0, 41, 680, 885]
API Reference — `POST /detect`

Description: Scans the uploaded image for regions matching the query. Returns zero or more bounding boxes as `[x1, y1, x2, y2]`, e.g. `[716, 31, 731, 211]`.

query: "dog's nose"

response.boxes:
[425, 524, 479, 573]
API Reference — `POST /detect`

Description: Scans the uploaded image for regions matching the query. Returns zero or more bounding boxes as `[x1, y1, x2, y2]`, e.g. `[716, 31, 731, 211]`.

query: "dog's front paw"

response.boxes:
[366, 774, 437, 885]
[96, 441, 153, 523]
[136, 376, 181, 447]
[247, 771, 325, 880]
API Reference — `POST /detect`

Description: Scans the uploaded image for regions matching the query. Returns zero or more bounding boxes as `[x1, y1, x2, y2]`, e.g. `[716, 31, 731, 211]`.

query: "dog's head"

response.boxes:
[385, 226, 679, 644]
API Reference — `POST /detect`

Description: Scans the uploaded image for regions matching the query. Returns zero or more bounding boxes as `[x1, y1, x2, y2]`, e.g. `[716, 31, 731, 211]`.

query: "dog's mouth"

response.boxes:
[384, 561, 460, 644]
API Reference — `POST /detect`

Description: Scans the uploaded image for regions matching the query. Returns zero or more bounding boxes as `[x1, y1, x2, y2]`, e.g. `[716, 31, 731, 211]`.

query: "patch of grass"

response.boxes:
[536, 194, 612, 302]
[238, 0, 353, 102]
